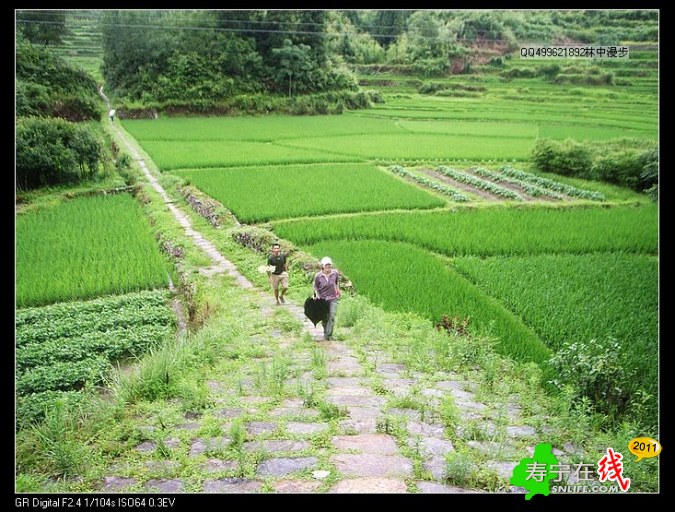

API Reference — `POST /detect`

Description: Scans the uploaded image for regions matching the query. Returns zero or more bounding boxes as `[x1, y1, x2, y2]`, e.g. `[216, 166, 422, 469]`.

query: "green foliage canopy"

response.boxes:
[16, 35, 100, 121]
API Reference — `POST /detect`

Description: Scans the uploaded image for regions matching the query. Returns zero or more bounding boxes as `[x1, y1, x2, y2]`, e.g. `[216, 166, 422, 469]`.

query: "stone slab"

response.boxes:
[330, 453, 413, 478]
[329, 478, 408, 493]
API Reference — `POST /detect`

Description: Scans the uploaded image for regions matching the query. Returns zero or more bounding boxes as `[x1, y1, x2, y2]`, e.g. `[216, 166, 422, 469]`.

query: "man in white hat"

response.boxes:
[313, 256, 341, 341]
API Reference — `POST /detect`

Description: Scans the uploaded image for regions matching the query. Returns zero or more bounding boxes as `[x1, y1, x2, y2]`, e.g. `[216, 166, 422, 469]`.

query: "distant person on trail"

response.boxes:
[267, 243, 289, 305]
[109, 109, 116, 122]
[313, 256, 340, 341]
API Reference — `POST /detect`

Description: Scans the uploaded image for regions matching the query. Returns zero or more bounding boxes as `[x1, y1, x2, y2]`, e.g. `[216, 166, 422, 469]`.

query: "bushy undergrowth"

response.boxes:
[16, 118, 107, 190]
[532, 138, 658, 194]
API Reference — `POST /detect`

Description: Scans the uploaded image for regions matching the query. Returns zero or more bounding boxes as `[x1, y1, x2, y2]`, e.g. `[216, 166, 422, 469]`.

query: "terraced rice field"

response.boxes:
[28, 45, 657, 427]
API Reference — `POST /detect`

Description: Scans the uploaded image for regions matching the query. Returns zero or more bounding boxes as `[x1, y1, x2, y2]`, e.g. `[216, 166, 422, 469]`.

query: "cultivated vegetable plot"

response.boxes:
[499, 165, 606, 200]
[471, 167, 566, 200]
[16, 194, 171, 307]
[174, 163, 445, 222]
[16, 292, 176, 348]
[387, 164, 607, 203]
[388, 165, 471, 202]
[435, 166, 522, 200]
[16, 290, 175, 425]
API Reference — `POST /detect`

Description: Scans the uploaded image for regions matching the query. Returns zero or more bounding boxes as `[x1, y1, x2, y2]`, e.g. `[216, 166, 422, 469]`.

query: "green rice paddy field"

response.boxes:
[16, 193, 172, 308]
[119, 54, 657, 423]
[119, 62, 658, 379]
[17, 49, 658, 426]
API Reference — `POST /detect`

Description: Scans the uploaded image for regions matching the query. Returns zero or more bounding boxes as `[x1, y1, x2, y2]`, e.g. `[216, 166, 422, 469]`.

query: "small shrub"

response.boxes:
[532, 137, 657, 191]
[23, 400, 89, 478]
[445, 451, 473, 486]
[338, 295, 370, 328]
[412, 58, 448, 77]
[531, 138, 592, 176]
[590, 149, 643, 188]
[418, 82, 447, 94]
[121, 348, 179, 403]
[115, 153, 132, 171]
[638, 147, 658, 198]
[229, 419, 247, 449]
[366, 90, 385, 104]
[318, 401, 347, 420]
[548, 336, 633, 422]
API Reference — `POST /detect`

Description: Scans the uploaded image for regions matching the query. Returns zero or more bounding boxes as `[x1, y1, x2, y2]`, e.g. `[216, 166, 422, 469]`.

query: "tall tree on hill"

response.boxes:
[254, 10, 328, 66]
[372, 10, 410, 49]
[101, 10, 177, 99]
[272, 39, 314, 97]
[214, 9, 264, 39]
[17, 10, 69, 46]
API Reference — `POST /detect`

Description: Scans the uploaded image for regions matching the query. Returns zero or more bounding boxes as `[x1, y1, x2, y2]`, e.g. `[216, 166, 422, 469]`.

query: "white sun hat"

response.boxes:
[320, 257, 332, 266]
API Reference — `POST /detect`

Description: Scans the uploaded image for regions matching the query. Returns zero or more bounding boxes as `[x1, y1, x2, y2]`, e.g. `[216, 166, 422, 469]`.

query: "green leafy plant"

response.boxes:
[445, 451, 473, 486]
[548, 336, 634, 423]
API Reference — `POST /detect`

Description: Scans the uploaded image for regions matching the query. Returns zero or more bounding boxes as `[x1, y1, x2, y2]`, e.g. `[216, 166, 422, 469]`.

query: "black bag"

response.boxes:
[304, 297, 329, 326]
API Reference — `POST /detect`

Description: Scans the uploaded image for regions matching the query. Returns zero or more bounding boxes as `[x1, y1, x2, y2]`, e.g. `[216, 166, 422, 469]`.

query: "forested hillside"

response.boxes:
[20, 9, 658, 112]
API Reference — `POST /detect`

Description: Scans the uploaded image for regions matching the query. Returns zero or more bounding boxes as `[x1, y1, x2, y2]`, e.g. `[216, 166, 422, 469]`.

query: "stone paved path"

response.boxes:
[100, 121, 540, 495]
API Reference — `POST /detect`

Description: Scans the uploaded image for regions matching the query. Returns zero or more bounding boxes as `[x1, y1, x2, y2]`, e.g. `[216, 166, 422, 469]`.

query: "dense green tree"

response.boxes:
[147, 22, 263, 103]
[371, 10, 410, 48]
[501, 11, 559, 43]
[101, 10, 177, 99]
[100, 10, 348, 102]
[456, 10, 508, 41]
[341, 10, 364, 27]
[254, 11, 328, 66]
[16, 35, 100, 121]
[326, 11, 384, 65]
[17, 10, 69, 46]
[272, 40, 314, 97]
[407, 11, 449, 60]
[16, 117, 104, 190]
[214, 9, 263, 34]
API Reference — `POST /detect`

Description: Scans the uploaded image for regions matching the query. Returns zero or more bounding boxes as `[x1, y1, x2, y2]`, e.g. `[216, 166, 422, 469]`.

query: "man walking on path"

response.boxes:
[109, 108, 116, 122]
[314, 256, 340, 341]
[267, 243, 289, 305]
